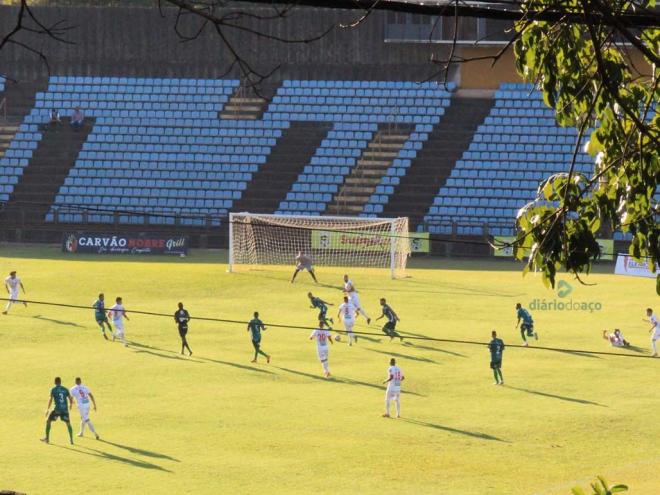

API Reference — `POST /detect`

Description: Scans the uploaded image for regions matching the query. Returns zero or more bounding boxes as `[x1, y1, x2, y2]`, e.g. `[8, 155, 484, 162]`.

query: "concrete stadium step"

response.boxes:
[382, 96, 494, 228]
[328, 124, 412, 216]
[219, 85, 270, 120]
[3, 117, 94, 225]
[231, 121, 332, 214]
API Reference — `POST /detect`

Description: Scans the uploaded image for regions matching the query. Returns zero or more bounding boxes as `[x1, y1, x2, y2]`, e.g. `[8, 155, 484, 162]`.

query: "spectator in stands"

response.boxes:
[602, 329, 630, 348]
[48, 108, 61, 130]
[70, 106, 84, 130]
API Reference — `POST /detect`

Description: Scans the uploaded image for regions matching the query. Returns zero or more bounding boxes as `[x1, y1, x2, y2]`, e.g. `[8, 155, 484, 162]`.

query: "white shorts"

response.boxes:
[113, 319, 124, 333]
[652, 330, 660, 340]
[317, 348, 328, 362]
[343, 319, 354, 332]
[386, 390, 400, 401]
[348, 293, 361, 308]
[9, 289, 19, 301]
[78, 404, 91, 421]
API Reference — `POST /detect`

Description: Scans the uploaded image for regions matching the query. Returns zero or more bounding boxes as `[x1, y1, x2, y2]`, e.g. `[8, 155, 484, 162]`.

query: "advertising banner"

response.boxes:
[493, 236, 614, 260]
[311, 231, 429, 253]
[62, 232, 188, 256]
[614, 254, 658, 278]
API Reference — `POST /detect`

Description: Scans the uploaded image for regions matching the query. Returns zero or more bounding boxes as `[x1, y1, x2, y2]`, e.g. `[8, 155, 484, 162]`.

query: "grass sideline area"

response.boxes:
[1, 244, 658, 494]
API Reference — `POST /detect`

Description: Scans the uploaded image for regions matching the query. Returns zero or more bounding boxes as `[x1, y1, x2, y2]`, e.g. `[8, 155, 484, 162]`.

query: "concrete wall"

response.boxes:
[0, 5, 460, 83]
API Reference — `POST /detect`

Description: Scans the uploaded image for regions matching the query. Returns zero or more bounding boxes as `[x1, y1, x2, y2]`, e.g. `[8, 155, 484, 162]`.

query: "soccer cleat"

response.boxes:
[251, 359, 257, 363]
[103, 333, 108, 340]
[329, 318, 334, 324]
[382, 413, 390, 418]
[77, 433, 83, 437]
[652, 353, 658, 357]
[189, 351, 193, 356]
[534, 333, 539, 340]
[266, 355, 271, 364]
[40, 437, 49, 444]
[1, 311, 6, 315]
[366, 318, 371, 325]
[523, 341, 529, 347]
[499, 381, 504, 385]
[95, 434, 100, 440]
[493, 382, 500, 385]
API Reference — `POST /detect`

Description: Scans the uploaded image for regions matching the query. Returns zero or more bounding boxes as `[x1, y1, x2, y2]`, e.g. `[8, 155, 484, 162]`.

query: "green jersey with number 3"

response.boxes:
[51, 385, 70, 412]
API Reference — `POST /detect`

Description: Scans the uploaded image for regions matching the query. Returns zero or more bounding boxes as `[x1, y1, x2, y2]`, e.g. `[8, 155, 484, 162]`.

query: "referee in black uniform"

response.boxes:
[174, 302, 193, 356]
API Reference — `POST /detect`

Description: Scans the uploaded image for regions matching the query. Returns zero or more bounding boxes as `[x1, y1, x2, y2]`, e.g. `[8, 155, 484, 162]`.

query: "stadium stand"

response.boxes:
[421, 83, 595, 236]
[270, 80, 455, 215]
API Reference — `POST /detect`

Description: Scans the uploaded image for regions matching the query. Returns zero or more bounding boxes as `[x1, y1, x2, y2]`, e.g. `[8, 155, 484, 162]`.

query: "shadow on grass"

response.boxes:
[275, 366, 425, 397]
[129, 341, 273, 374]
[12, 314, 85, 328]
[363, 347, 438, 364]
[129, 342, 203, 363]
[506, 386, 607, 407]
[402, 341, 466, 358]
[400, 418, 508, 442]
[555, 349, 603, 359]
[54, 444, 172, 472]
[99, 439, 179, 462]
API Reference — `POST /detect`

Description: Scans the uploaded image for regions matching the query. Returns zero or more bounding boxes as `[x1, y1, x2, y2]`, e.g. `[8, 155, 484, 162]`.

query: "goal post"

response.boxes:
[228, 212, 411, 279]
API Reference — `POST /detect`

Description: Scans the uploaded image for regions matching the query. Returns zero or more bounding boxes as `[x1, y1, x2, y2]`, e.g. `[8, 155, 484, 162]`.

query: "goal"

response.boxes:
[228, 213, 411, 278]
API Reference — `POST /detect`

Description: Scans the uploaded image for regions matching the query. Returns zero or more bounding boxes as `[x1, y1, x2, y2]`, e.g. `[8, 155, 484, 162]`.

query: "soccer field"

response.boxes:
[1, 245, 658, 495]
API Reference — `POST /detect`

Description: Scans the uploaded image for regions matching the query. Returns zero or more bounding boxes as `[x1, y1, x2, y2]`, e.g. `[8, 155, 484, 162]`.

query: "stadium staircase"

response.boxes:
[5, 117, 94, 225]
[219, 85, 271, 120]
[382, 93, 493, 228]
[329, 125, 412, 215]
[231, 121, 331, 213]
[0, 80, 45, 158]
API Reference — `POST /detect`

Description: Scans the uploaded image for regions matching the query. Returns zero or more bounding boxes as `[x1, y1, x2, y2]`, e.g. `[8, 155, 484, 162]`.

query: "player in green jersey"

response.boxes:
[308, 292, 333, 328]
[93, 293, 112, 339]
[41, 376, 74, 444]
[516, 303, 538, 346]
[488, 330, 505, 385]
[247, 312, 271, 364]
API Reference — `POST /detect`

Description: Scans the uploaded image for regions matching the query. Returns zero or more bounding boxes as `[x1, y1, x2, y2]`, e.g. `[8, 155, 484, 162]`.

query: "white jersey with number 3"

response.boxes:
[386, 365, 404, 393]
[70, 384, 92, 409]
[339, 302, 356, 322]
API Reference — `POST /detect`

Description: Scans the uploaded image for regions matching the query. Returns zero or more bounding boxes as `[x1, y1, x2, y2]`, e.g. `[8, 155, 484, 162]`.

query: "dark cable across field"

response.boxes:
[2, 297, 655, 360]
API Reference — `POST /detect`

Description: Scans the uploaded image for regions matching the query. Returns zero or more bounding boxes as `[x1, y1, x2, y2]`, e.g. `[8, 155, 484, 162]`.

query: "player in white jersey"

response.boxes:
[383, 358, 405, 418]
[342, 274, 371, 324]
[644, 308, 659, 357]
[338, 296, 358, 346]
[309, 321, 333, 377]
[3, 271, 27, 314]
[70, 377, 99, 439]
[108, 296, 129, 347]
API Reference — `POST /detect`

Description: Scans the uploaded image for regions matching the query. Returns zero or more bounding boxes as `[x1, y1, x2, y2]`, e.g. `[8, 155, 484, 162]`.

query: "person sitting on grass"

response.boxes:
[602, 329, 630, 348]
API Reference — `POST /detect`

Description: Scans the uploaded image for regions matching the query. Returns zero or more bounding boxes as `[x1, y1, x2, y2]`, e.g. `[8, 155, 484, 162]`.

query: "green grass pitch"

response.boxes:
[1, 245, 658, 494]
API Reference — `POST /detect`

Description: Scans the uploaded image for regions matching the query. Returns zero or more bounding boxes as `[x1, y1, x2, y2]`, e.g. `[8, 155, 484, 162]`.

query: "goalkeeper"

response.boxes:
[291, 251, 319, 284]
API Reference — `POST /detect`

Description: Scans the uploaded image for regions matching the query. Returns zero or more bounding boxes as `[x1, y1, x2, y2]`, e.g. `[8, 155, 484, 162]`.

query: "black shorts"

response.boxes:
[252, 340, 261, 350]
[178, 324, 188, 337]
[318, 309, 327, 321]
[96, 316, 109, 324]
[383, 321, 397, 332]
[490, 359, 502, 369]
[521, 323, 534, 335]
[48, 409, 70, 422]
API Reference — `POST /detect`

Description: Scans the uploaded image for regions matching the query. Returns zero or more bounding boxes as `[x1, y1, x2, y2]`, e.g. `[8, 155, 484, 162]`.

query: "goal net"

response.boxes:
[228, 213, 411, 278]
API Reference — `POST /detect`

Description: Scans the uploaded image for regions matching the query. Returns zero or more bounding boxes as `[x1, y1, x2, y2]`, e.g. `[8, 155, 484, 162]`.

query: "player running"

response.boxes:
[515, 303, 538, 346]
[310, 320, 333, 377]
[291, 251, 318, 284]
[108, 297, 129, 347]
[70, 377, 99, 439]
[308, 292, 333, 328]
[644, 308, 659, 357]
[343, 274, 371, 324]
[247, 311, 271, 363]
[377, 298, 402, 342]
[488, 330, 505, 385]
[174, 302, 193, 356]
[3, 270, 27, 315]
[338, 295, 357, 346]
[41, 377, 74, 445]
[383, 358, 404, 418]
[93, 293, 112, 340]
